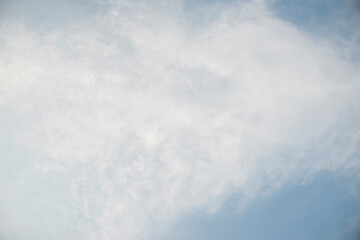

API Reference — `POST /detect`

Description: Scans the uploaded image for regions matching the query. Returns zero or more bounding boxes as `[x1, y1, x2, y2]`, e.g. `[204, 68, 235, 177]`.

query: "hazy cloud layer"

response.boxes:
[0, 0, 359, 239]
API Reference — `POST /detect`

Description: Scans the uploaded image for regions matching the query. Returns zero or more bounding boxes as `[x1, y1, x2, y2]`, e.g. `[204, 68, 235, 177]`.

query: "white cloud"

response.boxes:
[0, 0, 359, 239]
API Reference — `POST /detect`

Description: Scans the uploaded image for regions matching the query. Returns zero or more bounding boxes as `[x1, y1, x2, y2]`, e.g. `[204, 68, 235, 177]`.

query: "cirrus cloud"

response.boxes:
[0, 0, 359, 239]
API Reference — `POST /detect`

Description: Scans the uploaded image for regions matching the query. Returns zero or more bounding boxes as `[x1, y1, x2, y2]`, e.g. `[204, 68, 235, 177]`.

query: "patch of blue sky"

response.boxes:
[269, 0, 360, 44]
[270, 0, 360, 65]
[0, 0, 107, 28]
[165, 171, 360, 240]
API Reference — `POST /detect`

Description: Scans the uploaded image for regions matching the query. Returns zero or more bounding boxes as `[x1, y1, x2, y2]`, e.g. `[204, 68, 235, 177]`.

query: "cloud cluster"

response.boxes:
[0, 0, 359, 239]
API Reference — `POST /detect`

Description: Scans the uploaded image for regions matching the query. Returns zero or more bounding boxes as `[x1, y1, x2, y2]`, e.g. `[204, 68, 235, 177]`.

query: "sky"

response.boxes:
[0, 0, 359, 240]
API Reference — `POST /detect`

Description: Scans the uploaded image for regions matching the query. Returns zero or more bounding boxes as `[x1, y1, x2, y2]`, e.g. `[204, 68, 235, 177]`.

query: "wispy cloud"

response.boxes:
[0, 0, 359, 239]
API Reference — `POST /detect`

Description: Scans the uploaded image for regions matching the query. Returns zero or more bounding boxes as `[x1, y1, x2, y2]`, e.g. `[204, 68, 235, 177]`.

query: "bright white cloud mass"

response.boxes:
[0, 0, 359, 239]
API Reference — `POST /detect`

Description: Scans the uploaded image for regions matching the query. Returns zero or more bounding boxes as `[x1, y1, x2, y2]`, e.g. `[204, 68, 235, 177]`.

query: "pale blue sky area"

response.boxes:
[0, 0, 106, 27]
[166, 172, 360, 240]
[271, 0, 360, 31]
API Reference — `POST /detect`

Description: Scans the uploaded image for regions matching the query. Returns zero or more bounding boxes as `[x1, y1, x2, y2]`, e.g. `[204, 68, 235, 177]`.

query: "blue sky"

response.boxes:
[0, 0, 359, 240]
[166, 172, 360, 240]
